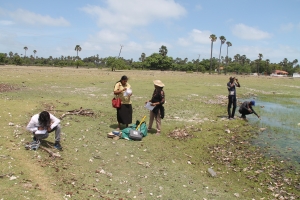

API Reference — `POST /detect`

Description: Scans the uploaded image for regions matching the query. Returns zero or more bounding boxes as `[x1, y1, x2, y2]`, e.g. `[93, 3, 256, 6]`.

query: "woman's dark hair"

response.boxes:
[38, 111, 50, 127]
[116, 75, 128, 83]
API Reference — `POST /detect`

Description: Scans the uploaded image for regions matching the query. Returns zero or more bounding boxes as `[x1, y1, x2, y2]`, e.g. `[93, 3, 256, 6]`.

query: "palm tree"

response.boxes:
[258, 53, 263, 75]
[225, 41, 232, 75]
[240, 55, 246, 65]
[74, 45, 82, 58]
[33, 50, 37, 59]
[159, 45, 168, 56]
[24, 46, 28, 57]
[209, 34, 217, 74]
[218, 36, 226, 74]
[265, 59, 270, 74]
[139, 53, 146, 69]
[282, 58, 288, 71]
[234, 54, 240, 63]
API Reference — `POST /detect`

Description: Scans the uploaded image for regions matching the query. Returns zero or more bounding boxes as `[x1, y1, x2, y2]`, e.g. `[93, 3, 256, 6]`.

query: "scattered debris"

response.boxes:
[39, 146, 61, 158]
[0, 84, 19, 92]
[168, 128, 194, 140]
[59, 107, 94, 119]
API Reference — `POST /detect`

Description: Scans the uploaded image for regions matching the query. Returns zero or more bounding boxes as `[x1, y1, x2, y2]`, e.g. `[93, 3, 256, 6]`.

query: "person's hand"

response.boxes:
[123, 88, 127, 91]
[235, 78, 238, 82]
[257, 115, 260, 118]
[47, 126, 52, 132]
[38, 126, 44, 130]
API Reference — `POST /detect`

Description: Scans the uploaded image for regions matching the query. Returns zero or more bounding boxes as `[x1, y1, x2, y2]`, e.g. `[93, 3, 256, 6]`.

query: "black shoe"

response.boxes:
[54, 142, 62, 150]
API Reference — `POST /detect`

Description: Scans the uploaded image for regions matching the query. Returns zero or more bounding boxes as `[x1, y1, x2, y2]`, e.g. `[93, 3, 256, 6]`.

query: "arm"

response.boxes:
[250, 107, 259, 118]
[26, 115, 38, 132]
[113, 83, 126, 95]
[235, 79, 240, 87]
[49, 113, 60, 130]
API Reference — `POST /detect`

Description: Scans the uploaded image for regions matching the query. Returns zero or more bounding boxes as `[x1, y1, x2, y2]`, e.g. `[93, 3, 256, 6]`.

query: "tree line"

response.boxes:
[0, 40, 299, 75]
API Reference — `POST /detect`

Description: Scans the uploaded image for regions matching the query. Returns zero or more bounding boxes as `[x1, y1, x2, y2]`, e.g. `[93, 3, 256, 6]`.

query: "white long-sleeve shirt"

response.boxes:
[26, 113, 60, 132]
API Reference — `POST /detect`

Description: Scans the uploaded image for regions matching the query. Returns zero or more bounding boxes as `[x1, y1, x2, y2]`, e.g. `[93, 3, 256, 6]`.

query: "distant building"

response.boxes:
[293, 73, 300, 78]
[270, 70, 288, 77]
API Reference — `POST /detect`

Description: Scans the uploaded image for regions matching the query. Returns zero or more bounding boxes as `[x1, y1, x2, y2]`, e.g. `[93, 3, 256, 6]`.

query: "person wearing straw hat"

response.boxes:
[146, 80, 165, 135]
[239, 100, 260, 120]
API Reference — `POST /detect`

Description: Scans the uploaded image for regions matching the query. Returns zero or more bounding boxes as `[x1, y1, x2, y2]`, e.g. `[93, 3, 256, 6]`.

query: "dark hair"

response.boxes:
[38, 111, 50, 127]
[116, 75, 128, 83]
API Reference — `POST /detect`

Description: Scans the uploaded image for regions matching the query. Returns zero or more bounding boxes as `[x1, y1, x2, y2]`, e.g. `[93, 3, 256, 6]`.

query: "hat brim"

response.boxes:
[153, 80, 165, 87]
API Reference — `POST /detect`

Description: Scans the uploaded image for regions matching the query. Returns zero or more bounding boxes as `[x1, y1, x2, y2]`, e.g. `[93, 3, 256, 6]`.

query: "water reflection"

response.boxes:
[240, 99, 300, 165]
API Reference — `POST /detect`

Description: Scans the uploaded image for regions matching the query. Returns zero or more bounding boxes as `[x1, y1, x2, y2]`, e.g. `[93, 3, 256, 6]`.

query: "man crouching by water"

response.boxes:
[239, 100, 260, 120]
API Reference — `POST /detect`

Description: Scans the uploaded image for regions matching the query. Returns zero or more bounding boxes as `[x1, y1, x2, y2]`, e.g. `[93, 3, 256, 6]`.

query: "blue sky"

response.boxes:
[0, 0, 299, 63]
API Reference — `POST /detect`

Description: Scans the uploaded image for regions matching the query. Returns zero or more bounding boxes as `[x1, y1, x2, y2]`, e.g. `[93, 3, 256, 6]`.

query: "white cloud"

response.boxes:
[280, 22, 294, 32]
[9, 9, 70, 26]
[232, 23, 272, 40]
[88, 29, 128, 43]
[178, 29, 212, 46]
[81, 0, 186, 32]
[0, 20, 14, 25]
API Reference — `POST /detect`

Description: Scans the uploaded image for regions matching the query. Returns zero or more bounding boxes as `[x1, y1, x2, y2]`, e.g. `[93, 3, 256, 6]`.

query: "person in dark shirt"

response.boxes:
[239, 100, 260, 119]
[146, 80, 165, 135]
[227, 77, 240, 119]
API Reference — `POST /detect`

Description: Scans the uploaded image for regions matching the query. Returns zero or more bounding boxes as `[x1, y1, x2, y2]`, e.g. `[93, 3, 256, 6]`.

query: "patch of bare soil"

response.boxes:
[0, 83, 19, 92]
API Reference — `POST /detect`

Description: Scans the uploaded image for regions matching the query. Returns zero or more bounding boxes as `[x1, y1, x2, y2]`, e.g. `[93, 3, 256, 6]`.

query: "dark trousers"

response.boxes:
[227, 95, 236, 118]
[239, 109, 252, 118]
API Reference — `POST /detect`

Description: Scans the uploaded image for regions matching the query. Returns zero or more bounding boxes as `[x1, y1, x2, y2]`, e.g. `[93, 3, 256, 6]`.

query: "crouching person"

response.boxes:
[239, 100, 260, 120]
[26, 111, 62, 150]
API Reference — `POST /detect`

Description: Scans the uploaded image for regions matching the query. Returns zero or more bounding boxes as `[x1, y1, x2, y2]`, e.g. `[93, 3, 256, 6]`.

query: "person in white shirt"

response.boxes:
[26, 111, 62, 150]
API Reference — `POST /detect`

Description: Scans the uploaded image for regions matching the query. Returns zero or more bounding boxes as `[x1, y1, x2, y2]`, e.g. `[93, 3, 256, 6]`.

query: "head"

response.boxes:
[119, 75, 128, 85]
[229, 77, 235, 83]
[153, 80, 165, 89]
[250, 100, 255, 106]
[38, 111, 50, 127]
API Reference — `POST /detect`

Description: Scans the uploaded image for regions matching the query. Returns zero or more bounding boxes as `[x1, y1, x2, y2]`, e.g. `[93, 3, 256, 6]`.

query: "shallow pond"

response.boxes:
[240, 99, 300, 165]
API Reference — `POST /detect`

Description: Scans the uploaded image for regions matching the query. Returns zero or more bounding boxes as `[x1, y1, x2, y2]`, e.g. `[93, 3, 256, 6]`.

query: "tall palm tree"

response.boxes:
[159, 45, 168, 56]
[24, 46, 28, 57]
[33, 50, 37, 59]
[74, 45, 82, 58]
[258, 53, 263, 75]
[209, 34, 217, 74]
[218, 36, 226, 74]
[225, 41, 232, 75]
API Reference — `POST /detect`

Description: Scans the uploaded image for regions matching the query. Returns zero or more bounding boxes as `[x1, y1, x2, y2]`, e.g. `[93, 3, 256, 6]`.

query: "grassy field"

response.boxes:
[0, 66, 299, 200]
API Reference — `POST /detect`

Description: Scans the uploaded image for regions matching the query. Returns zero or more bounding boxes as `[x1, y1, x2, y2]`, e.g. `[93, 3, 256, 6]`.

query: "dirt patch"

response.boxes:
[0, 83, 19, 92]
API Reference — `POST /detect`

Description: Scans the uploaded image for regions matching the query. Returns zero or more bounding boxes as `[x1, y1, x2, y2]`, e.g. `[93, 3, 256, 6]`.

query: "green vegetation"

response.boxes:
[1, 44, 299, 74]
[0, 66, 299, 199]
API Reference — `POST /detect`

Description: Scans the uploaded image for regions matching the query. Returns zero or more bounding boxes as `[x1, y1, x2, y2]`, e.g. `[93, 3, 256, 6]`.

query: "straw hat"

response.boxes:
[153, 80, 165, 87]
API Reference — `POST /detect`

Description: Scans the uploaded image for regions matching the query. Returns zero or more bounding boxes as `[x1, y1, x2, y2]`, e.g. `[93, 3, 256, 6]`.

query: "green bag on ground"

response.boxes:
[121, 120, 147, 140]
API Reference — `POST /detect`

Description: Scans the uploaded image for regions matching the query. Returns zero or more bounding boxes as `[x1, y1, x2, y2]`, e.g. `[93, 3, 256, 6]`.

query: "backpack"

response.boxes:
[121, 120, 148, 141]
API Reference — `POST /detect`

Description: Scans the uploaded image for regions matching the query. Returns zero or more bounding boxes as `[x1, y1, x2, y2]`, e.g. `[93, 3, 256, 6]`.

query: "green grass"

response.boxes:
[0, 66, 299, 199]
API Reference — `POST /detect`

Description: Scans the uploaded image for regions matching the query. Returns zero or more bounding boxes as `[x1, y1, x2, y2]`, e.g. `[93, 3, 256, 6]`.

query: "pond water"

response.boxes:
[241, 99, 300, 165]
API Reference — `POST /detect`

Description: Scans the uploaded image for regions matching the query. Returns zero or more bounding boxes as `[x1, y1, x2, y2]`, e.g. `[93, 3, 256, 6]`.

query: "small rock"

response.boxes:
[225, 129, 231, 134]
